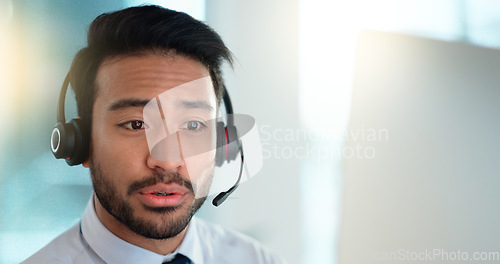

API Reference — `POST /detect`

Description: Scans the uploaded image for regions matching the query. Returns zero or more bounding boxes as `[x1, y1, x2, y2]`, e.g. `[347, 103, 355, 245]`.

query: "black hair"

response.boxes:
[68, 5, 233, 129]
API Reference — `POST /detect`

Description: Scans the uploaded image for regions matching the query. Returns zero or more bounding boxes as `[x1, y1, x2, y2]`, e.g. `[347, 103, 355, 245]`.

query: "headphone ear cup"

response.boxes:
[225, 125, 239, 162]
[215, 121, 226, 167]
[215, 121, 240, 167]
[50, 119, 89, 166]
[66, 118, 89, 166]
[51, 122, 76, 160]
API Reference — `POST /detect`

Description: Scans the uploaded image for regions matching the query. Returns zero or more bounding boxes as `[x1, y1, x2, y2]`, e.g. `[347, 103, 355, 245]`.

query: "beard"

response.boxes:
[90, 160, 207, 240]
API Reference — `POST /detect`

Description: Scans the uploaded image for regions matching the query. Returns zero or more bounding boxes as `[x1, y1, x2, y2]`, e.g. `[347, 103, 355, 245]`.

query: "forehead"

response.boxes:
[94, 54, 212, 104]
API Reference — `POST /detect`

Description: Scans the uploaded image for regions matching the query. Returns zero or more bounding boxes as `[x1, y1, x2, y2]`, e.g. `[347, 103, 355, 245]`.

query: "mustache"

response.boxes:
[127, 171, 194, 195]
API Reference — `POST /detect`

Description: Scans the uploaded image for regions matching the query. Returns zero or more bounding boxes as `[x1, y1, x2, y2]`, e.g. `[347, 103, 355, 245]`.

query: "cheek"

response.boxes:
[184, 149, 215, 180]
[91, 126, 149, 173]
[184, 150, 215, 198]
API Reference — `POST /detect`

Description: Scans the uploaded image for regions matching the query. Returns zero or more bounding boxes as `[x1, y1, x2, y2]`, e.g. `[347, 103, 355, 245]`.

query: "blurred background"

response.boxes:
[1, 0, 500, 264]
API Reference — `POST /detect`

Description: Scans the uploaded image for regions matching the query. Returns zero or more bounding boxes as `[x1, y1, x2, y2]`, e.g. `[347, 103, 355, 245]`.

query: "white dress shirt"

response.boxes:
[22, 197, 286, 264]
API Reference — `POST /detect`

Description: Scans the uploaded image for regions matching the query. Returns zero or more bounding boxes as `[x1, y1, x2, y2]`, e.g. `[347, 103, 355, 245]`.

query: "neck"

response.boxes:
[93, 195, 187, 255]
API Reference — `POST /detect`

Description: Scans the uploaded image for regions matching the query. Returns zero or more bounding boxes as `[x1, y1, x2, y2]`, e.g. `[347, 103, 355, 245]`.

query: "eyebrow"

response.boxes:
[176, 100, 214, 112]
[108, 99, 150, 111]
[108, 98, 214, 112]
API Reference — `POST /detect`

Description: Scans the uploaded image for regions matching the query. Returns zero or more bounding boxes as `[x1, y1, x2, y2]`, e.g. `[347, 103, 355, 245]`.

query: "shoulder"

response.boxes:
[192, 217, 287, 264]
[21, 222, 94, 264]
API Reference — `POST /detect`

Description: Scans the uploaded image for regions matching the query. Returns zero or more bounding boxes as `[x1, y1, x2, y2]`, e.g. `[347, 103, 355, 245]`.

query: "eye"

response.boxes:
[182, 120, 207, 132]
[121, 120, 148, 130]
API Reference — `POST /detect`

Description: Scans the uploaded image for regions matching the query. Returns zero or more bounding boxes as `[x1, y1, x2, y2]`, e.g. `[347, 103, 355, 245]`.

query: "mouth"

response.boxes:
[136, 183, 189, 207]
[150, 192, 175, 196]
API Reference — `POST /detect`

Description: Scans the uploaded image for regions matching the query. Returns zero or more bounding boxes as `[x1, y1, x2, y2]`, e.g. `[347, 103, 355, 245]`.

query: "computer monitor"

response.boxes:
[339, 30, 500, 263]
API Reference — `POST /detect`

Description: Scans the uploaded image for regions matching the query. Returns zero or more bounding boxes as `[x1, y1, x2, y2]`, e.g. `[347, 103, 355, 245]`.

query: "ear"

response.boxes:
[82, 142, 91, 168]
[82, 158, 90, 168]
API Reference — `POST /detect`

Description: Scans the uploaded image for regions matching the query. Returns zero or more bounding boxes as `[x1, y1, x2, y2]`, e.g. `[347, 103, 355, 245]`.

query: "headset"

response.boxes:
[50, 73, 244, 206]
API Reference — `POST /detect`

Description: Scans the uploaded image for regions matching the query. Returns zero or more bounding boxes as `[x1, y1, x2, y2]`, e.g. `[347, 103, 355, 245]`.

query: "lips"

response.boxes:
[136, 183, 189, 207]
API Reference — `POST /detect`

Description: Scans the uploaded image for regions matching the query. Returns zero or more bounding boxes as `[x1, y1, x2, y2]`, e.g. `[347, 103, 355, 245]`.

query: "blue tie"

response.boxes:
[163, 254, 191, 264]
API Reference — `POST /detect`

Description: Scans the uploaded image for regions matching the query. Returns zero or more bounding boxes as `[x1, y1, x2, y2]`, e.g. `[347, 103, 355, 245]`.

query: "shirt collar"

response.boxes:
[177, 217, 205, 264]
[81, 195, 204, 264]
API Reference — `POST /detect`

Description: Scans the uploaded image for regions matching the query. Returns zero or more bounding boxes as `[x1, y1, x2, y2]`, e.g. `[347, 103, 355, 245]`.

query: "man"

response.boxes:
[23, 5, 284, 264]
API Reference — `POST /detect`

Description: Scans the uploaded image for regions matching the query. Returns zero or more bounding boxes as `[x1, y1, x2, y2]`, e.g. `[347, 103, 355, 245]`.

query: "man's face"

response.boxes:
[84, 54, 217, 239]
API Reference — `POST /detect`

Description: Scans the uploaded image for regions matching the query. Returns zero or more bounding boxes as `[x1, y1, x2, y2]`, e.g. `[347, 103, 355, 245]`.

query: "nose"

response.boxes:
[146, 132, 185, 171]
[146, 155, 185, 172]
